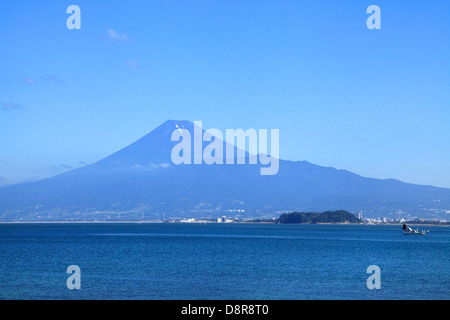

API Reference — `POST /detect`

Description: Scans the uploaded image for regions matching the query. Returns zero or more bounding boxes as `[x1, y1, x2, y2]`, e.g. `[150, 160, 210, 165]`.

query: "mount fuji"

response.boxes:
[0, 120, 449, 221]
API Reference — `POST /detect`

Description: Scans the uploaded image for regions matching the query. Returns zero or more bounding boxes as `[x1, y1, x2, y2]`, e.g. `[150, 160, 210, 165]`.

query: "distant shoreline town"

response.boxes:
[2, 210, 449, 225]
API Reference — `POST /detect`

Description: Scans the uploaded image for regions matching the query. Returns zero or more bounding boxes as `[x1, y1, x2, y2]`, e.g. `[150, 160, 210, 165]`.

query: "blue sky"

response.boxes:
[1, 0, 449, 187]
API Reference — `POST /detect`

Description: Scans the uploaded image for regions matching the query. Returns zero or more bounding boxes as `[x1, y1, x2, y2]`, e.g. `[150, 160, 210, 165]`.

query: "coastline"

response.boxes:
[0, 220, 448, 227]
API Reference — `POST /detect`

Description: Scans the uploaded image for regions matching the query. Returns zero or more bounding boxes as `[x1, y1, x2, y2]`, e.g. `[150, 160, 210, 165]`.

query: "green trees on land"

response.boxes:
[277, 210, 361, 224]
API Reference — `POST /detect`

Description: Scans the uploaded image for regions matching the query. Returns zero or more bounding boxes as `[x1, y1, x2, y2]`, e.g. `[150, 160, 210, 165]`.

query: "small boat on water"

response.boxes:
[402, 223, 428, 235]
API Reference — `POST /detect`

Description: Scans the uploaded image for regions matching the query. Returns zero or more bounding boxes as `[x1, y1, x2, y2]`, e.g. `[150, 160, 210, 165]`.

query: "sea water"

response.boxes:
[0, 223, 448, 299]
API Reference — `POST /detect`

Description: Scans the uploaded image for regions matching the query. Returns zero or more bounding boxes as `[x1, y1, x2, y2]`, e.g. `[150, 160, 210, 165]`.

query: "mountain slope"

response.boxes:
[0, 120, 449, 221]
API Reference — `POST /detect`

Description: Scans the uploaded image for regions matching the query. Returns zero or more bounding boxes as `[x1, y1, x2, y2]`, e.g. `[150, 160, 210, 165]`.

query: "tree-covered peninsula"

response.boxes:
[276, 210, 361, 224]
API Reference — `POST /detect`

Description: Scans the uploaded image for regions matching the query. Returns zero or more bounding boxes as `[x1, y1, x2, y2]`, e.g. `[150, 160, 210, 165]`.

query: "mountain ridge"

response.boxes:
[0, 120, 449, 221]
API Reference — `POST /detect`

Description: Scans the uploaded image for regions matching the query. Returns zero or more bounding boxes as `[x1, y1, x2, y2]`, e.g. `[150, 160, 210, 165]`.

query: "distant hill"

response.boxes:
[276, 210, 361, 224]
[0, 120, 449, 221]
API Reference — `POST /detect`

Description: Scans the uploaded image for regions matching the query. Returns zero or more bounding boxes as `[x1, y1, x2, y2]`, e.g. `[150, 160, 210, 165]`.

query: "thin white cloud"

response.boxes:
[23, 74, 63, 85]
[126, 60, 142, 69]
[25, 176, 40, 182]
[25, 77, 37, 85]
[106, 29, 130, 42]
[40, 74, 64, 84]
[57, 163, 74, 170]
[1, 102, 23, 110]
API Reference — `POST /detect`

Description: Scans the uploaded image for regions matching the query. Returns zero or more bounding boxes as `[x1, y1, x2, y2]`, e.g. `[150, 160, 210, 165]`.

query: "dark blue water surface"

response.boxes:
[0, 223, 448, 299]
